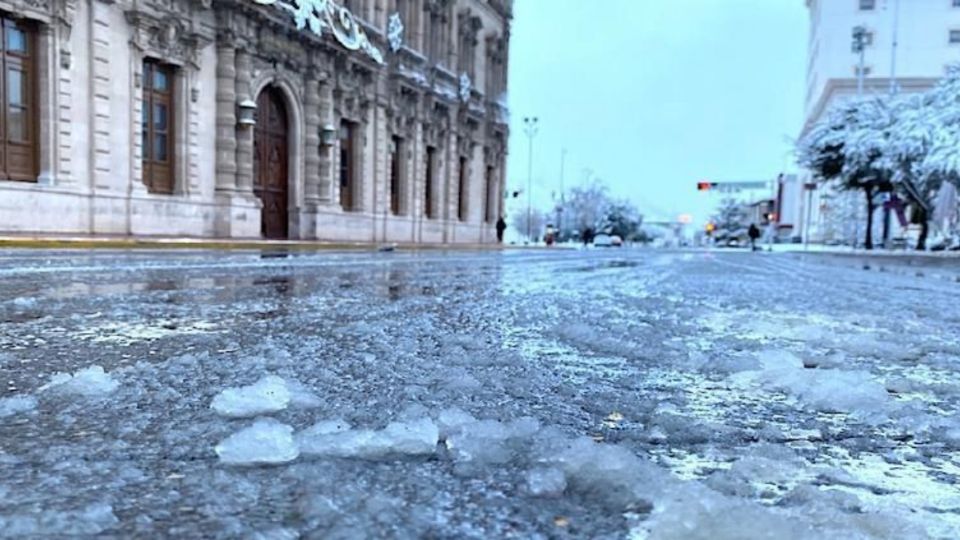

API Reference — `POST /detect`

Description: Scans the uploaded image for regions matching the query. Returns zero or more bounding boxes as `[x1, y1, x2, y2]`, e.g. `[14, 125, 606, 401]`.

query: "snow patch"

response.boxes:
[0, 395, 37, 418]
[526, 467, 567, 497]
[297, 418, 439, 459]
[210, 375, 291, 418]
[38, 366, 119, 396]
[734, 351, 891, 420]
[0, 503, 118, 536]
[215, 418, 299, 466]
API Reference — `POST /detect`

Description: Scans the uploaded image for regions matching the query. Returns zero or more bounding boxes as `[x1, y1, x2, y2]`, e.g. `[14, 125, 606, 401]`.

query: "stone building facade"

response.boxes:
[0, 0, 511, 242]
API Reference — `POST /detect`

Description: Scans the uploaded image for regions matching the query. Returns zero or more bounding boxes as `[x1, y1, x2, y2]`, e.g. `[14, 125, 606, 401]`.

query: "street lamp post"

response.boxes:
[558, 148, 567, 239]
[852, 26, 868, 249]
[523, 117, 539, 241]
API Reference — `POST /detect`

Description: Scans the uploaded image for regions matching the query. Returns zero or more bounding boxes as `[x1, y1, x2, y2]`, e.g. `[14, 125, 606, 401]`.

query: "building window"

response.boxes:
[457, 156, 468, 221]
[951, 30, 960, 43]
[389, 136, 404, 215]
[395, 0, 416, 49]
[859, 0, 875, 10]
[484, 165, 495, 223]
[0, 16, 38, 182]
[424, 145, 436, 218]
[458, 13, 479, 79]
[142, 60, 175, 194]
[339, 120, 357, 211]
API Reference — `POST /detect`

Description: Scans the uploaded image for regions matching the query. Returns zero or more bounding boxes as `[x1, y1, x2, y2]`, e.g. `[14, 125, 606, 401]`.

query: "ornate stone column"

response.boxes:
[303, 77, 321, 203]
[318, 81, 335, 202]
[215, 43, 237, 192]
[234, 48, 254, 192]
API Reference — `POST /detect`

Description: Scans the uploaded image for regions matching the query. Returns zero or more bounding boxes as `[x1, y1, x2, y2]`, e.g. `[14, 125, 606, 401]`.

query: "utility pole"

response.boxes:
[889, 0, 900, 96]
[852, 26, 868, 249]
[557, 148, 567, 238]
[883, 0, 901, 248]
[523, 117, 539, 242]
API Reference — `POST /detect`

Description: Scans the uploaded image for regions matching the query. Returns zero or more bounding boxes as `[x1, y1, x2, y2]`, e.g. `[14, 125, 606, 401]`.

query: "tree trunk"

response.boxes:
[917, 207, 929, 251]
[881, 206, 891, 249]
[864, 188, 875, 251]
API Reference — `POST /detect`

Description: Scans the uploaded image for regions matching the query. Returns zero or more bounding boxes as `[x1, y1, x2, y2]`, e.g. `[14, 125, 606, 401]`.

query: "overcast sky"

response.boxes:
[505, 0, 807, 226]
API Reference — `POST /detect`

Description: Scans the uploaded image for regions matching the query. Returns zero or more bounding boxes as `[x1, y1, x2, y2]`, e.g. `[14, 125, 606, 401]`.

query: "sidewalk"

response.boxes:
[768, 243, 960, 261]
[0, 233, 509, 251]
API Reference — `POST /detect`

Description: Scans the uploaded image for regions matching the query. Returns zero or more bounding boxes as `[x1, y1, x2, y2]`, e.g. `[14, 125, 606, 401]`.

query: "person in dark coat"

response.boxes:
[582, 227, 595, 246]
[496, 216, 507, 243]
[748, 223, 761, 251]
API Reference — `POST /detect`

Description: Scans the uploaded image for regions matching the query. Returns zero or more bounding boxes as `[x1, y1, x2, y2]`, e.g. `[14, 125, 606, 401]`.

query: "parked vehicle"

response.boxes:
[593, 234, 623, 247]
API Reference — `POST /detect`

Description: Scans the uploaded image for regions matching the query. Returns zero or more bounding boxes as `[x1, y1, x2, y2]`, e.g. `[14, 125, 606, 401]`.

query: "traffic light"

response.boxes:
[705, 222, 716, 236]
[697, 182, 715, 191]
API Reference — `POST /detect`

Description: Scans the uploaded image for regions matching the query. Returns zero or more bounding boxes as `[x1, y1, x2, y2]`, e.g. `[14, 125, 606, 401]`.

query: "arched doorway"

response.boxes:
[254, 86, 289, 239]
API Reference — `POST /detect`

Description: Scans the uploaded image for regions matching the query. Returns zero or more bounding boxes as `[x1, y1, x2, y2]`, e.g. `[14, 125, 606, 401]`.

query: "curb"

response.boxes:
[0, 236, 557, 252]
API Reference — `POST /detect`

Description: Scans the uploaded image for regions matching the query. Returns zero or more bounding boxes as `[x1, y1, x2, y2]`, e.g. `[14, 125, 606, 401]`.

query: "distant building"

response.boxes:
[0, 0, 511, 243]
[799, 0, 960, 243]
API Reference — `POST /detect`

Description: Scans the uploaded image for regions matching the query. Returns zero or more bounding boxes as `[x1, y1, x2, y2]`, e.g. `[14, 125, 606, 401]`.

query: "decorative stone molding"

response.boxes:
[251, 0, 384, 64]
[422, 99, 450, 147]
[387, 12, 403, 53]
[386, 84, 418, 138]
[458, 72, 471, 103]
[126, 9, 213, 69]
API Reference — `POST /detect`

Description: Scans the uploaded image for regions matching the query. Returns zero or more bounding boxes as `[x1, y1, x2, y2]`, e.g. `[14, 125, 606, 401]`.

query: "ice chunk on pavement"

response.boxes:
[0, 395, 37, 418]
[285, 379, 321, 409]
[640, 485, 812, 540]
[735, 351, 891, 419]
[38, 366, 119, 396]
[526, 467, 566, 497]
[215, 418, 299, 466]
[0, 502, 119, 536]
[297, 418, 438, 459]
[211, 375, 291, 418]
[445, 417, 540, 465]
[436, 407, 477, 440]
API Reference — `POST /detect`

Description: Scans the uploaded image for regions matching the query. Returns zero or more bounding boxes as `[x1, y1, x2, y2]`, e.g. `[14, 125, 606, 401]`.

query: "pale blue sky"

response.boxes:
[505, 0, 808, 225]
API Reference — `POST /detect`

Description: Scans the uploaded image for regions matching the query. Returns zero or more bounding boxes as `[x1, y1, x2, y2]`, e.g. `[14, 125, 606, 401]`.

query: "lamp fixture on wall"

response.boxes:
[319, 124, 337, 147]
[237, 99, 257, 126]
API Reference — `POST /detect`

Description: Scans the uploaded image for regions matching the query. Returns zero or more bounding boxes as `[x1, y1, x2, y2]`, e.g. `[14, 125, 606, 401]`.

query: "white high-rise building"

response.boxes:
[800, 0, 960, 243]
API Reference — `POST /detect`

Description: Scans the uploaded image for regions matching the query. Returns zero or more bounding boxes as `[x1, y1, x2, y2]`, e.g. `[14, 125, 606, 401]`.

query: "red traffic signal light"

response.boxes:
[697, 182, 714, 191]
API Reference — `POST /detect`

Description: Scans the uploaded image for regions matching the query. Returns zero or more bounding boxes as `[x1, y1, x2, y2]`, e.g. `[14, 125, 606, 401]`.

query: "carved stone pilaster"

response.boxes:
[235, 48, 254, 192]
[318, 81, 334, 202]
[215, 43, 237, 192]
[303, 77, 321, 203]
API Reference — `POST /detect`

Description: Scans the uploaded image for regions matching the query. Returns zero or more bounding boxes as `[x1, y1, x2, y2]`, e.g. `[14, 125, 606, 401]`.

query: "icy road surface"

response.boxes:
[1, 248, 959, 539]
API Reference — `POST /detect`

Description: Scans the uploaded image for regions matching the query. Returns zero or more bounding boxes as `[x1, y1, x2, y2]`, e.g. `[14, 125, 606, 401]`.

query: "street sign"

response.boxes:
[697, 181, 770, 193]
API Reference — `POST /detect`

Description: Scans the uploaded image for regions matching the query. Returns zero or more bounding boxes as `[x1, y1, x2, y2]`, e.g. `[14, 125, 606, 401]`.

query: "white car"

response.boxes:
[593, 234, 623, 247]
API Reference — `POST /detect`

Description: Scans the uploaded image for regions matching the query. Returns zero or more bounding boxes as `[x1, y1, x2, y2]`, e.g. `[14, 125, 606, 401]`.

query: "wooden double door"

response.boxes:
[254, 87, 289, 239]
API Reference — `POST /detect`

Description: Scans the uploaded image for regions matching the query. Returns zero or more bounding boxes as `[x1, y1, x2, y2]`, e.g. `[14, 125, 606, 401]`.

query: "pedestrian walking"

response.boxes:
[496, 216, 507, 243]
[765, 221, 777, 252]
[748, 223, 761, 252]
[582, 227, 594, 246]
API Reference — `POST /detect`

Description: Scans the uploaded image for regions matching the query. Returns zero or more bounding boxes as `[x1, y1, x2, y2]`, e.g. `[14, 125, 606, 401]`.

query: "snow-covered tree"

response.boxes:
[884, 67, 960, 248]
[511, 210, 548, 242]
[597, 201, 644, 241]
[799, 63, 960, 250]
[712, 198, 750, 245]
[798, 97, 894, 249]
[562, 179, 610, 239]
